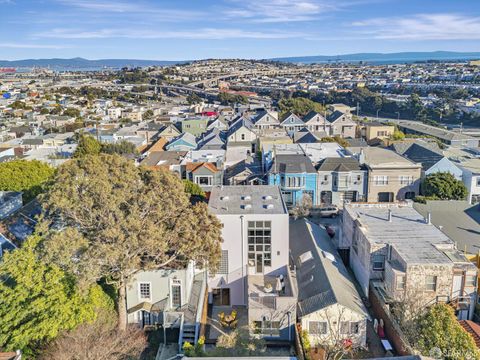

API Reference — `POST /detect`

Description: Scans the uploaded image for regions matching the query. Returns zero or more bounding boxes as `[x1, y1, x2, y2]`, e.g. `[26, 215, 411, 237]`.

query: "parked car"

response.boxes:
[317, 206, 339, 218]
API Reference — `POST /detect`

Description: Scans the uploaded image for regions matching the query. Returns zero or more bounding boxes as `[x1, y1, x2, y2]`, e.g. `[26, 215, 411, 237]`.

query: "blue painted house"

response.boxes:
[165, 132, 197, 151]
[268, 154, 318, 207]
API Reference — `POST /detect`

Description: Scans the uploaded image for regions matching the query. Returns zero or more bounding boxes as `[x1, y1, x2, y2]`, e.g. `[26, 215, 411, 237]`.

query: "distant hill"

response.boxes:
[0, 57, 188, 69]
[268, 51, 480, 64]
[1, 51, 480, 69]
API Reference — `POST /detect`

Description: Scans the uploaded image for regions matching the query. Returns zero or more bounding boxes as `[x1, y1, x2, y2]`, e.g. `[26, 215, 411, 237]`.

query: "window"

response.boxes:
[405, 191, 416, 200]
[350, 322, 360, 334]
[195, 176, 212, 186]
[139, 282, 151, 300]
[466, 275, 477, 287]
[476, 178, 480, 187]
[241, 133, 245, 140]
[309, 321, 327, 335]
[283, 176, 305, 188]
[396, 275, 406, 290]
[253, 320, 280, 336]
[425, 275, 437, 291]
[374, 176, 388, 185]
[340, 321, 350, 334]
[248, 221, 272, 273]
[218, 250, 229, 274]
[372, 254, 385, 271]
[399, 176, 414, 185]
[377, 131, 387, 137]
[171, 279, 182, 308]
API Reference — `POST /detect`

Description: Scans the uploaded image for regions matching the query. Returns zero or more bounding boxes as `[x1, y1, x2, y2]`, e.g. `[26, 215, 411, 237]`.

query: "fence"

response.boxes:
[368, 285, 413, 356]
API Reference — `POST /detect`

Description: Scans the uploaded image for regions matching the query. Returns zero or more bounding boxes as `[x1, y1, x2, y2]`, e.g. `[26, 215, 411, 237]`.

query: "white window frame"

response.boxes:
[372, 254, 385, 271]
[194, 175, 213, 186]
[425, 275, 437, 291]
[374, 175, 388, 186]
[170, 278, 182, 309]
[138, 282, 152, 301]
[399, 176, 414, 185]
[396, 275, 406, 290]
[309, 320, 328, 335]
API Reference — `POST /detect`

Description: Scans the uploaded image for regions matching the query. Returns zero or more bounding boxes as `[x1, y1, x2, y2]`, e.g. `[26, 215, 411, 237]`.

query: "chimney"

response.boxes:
[358, 148, 365, 164]
[426, 212, 431, 225]
[388, 209, 392, 222]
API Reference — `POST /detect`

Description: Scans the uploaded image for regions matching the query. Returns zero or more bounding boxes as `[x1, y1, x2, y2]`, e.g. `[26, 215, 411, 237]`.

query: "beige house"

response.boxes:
[357, 147, 421, 202]
[342, 202, 477, 320]
[362, 122, 395, 141]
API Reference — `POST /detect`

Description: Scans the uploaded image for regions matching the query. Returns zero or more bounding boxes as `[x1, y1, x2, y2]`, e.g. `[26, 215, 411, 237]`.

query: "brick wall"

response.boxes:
[368, 285, 413, 356]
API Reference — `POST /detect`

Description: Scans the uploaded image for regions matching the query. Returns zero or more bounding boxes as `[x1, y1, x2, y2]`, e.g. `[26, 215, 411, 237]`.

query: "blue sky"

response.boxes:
[1, 0, 479, 60]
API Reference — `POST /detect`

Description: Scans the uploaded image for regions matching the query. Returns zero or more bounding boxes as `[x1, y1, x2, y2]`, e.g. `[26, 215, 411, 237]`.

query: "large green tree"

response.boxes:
[74, 133, 101, 158]
[101, 140, 138, 156]
[278, 97, 325, 118]
[421, 172, 467, 200]
[0, 160, 55, 202]
[0, 236, 113, 355]
[414, 304, 480, 359]
[39, 155, 222, 330]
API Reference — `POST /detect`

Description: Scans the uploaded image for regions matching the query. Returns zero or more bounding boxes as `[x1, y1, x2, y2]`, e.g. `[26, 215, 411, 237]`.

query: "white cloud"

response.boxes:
[55, 0, 205, 20]
[223, 0, 335, 23]
[352, 14, 480, 40]
[36, 28, 304, 40]
[0, 43, 68, 49]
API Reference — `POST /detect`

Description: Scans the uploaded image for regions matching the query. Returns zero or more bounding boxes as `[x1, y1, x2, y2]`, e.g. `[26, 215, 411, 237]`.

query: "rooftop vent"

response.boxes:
[263, 195, 273, 200]
[242, 204, 252, 210]
[321, 251, 335, 262]
[220, 196, 229, 201]
[264, 204, 275, 210]
[299, 251, 313, 264]
[242, 195, 251, 201]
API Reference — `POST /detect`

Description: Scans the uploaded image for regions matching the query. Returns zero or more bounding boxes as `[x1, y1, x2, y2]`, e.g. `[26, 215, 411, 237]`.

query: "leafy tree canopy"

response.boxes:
[101, 140, 138, 156]
[278, 97, 325, 119]
[39, 155, 222, 330]
[321, 135, 350, 148]
[183, 179, 206, 198]
[62, 107, 81, 118]
[74, 133, 101, 158]
[421, 172, 467, 200]
[0, 236, 113, 355]
[187, 93, 202, 105]
[415, 304, 480, 359]
[218, 92, 248, 106]
[0, 160, 55, 202]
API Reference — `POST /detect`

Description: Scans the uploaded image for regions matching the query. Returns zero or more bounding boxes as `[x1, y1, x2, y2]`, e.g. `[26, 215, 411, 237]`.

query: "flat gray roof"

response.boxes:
[345, 204, 458, 265]
[413, 200, 480, 255]
[208, 185, 287, 215]
[396, 120, 477, 142]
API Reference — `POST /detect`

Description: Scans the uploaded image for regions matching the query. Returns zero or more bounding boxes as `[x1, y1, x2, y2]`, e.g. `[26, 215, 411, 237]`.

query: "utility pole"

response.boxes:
[356, 101, 360, 117]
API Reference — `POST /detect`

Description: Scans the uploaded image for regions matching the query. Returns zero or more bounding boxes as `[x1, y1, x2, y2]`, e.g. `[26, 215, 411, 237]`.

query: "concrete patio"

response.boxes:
[205, 305, 248, 342]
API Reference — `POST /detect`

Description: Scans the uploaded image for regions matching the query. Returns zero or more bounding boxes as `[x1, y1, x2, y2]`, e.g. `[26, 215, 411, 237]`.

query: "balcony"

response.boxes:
[247, 269, 296, 311]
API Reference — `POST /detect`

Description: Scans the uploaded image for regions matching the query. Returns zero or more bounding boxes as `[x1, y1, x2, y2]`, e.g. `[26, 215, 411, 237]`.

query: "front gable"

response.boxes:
[281, 113, 304, 126]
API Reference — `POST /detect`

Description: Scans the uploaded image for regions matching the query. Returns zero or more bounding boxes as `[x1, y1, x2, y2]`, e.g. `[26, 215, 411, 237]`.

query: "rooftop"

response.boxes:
[290, 218, 369, 318]
[317, 157, 363, 172]
[345, 203, 464, 265]
[413, 200, 480, 255]
[396, 120, 477, 143]
[271, 154, 316, 174]
[208, 185, 287, 215]
[358, 147, 420, 168]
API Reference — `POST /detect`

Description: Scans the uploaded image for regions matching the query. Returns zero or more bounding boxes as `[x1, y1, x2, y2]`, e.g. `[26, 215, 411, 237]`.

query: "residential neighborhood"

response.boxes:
[2, 36, 480, 360]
